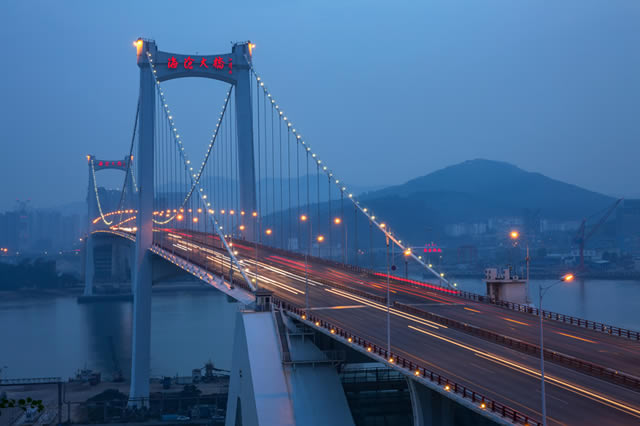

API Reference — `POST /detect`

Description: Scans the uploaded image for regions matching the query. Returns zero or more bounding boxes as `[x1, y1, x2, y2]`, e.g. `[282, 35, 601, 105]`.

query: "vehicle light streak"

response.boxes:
[501, 317, 530, 326]
[408, 325, 640, 419]
[554, 332, 598, 344]
[325, 288, 445, 330]
[205, 252, 303, 295]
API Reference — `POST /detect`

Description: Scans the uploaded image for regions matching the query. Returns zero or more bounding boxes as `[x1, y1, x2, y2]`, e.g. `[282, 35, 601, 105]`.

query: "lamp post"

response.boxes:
[403, 248, 412, 279]
[252, 211, 259, 287]
[381, 223, 391, 355]
[538, 273, 574, 426]
[300, 215, 311, 312]
[510, 230, 530, 303]
[333, 217, 345, 264]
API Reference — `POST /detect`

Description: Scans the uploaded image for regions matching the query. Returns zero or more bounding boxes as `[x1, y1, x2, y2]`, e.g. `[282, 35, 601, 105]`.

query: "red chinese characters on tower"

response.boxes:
[212, 56, 225, 70]
[166, 56, 234, 74]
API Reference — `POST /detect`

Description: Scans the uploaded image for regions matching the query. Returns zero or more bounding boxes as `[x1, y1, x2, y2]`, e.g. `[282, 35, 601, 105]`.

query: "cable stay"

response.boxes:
[249, 67, 453, 288]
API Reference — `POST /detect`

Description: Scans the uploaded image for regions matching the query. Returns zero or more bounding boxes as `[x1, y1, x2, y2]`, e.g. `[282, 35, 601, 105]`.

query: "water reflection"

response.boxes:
[0, 288, 239, 380]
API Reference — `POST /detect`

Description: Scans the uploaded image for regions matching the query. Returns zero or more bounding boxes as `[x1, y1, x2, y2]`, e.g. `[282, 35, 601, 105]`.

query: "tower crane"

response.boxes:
[573, 198, 623, 270]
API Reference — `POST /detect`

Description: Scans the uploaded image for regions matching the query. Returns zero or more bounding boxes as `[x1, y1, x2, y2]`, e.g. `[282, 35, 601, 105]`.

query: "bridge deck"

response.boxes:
[118, 229, 640, 425]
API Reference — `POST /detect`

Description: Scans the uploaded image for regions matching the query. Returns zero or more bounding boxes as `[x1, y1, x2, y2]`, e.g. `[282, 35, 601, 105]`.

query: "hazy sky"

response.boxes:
[1, 0, 639, 210]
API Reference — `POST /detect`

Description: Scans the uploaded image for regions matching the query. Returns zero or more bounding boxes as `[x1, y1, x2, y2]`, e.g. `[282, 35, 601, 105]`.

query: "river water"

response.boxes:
[0, 287, 239, 380]
[0, 279, 637, 381]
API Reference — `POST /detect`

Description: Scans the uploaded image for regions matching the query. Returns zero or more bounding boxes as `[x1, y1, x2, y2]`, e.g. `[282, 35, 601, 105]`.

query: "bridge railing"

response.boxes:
[273, 298, 541, 426]
[453, 290, 640, 341]
[393, 302, 640, 391]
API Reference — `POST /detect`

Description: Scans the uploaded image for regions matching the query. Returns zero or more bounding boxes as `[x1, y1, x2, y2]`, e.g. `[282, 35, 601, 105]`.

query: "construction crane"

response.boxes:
[574, 198, 623, 270]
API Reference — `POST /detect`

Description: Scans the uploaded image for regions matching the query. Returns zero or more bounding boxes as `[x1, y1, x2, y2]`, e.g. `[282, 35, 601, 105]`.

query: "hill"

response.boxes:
[360, 159, 615, 225]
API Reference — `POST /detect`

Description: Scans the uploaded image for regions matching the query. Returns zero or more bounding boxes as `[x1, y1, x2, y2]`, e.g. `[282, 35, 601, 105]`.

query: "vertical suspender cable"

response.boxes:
[271, 102, 275, 237]
[287, 126, 292, 247]
[296, 136, 301, 251]
[316, 162, 320, 255]
[256, 75, 261, 241]
[306, 149, 310, 251]
[341, 190, 345, 263]
[328, 175, 332, 259]
[354, 204, 358, 266]
[279, 113, 283, 249]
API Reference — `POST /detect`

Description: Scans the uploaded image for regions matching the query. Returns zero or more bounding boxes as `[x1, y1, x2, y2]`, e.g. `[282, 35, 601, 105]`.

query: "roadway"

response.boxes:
[151, 229, 640, 425]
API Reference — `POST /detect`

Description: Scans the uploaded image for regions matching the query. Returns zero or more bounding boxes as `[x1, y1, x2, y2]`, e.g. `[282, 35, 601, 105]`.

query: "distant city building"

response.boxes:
[539, 219, 582, 233]
[0, 201, 85, 253]
[444, 222, 488, 237]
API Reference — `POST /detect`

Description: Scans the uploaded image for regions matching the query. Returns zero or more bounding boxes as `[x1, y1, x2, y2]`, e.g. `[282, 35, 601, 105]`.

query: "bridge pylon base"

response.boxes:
[225, 308, 354, 426]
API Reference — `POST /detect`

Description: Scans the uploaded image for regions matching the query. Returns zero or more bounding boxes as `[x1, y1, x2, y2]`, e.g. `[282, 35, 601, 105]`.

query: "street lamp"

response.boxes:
[385, 232, 391, 355]
[250, 212, 258, 287]
[539, 273, 574, 426]
[300, 214, 311, 312]
[403, 248, 412, 279]
[333, 217, 347, 263]
[510, 230, 530, 303]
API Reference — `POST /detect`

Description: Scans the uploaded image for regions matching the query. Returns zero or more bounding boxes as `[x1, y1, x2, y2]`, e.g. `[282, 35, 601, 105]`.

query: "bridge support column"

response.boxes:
[233, 43, 257, 239]
[129, 41, 155, 406]
[83, 235, 94, 296]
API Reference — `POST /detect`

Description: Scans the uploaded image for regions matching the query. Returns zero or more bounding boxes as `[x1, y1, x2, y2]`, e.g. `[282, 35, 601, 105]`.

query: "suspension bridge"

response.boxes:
[84, 39, 640, 426]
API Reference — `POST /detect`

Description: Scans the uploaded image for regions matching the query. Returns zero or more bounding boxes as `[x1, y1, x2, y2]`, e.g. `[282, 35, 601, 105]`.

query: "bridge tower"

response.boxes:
[129, 39, 257, 405]
[85, 155, 134, 296]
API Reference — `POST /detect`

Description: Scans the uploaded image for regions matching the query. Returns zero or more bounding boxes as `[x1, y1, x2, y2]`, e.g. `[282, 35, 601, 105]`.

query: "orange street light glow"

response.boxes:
[317, 235, 325, 242]
[252, 211, 258, 217]
[300, 214, 308, 221]
[177, 214, 184, 221]
[510, 230, 519, 239]
[192, 217, 198, 223]
[334, 217, 342, 224]
[265, 228, 273, 235]
[562, 274, 574, 282]
[239, 225, 246, 231]
[404, 248, 412, 256]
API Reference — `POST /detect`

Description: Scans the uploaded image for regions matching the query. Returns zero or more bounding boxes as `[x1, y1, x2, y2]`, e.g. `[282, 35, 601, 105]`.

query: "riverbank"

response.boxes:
[1, 376, 229, 425]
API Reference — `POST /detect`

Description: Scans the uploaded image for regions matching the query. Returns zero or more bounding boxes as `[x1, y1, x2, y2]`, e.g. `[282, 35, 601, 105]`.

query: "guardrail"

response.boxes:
[452, 290, 640, 341]
[273, 298, 541, 426]
[393, 302, 640, 391]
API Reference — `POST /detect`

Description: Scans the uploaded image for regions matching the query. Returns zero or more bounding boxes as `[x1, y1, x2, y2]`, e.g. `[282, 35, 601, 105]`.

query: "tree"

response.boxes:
[0, 396, 44, 416]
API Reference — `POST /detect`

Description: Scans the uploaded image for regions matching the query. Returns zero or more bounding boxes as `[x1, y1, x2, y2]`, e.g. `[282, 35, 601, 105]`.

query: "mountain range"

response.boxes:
[358, 159, 615, 226]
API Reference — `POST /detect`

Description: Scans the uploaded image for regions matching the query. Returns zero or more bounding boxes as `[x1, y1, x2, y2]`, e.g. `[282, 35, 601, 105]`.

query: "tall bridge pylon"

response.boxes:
[129, 39, 257, 405]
